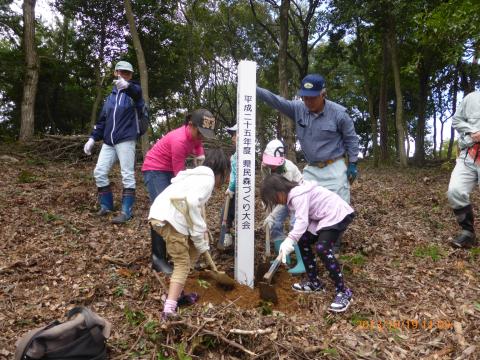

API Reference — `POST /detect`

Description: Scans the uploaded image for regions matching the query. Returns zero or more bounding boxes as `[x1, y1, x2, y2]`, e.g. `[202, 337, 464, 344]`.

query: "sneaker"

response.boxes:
[224, 233, 233, 247]
[328, 289, 352, 313]
[292, 279, 325, 293]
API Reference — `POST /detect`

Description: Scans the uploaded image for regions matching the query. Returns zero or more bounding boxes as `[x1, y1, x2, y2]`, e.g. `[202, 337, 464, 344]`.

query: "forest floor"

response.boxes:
[0, 145, 479, 360]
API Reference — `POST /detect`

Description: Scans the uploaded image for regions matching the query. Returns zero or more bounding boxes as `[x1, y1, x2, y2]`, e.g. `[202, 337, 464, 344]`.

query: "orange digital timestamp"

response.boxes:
[356, 319, 453, 331]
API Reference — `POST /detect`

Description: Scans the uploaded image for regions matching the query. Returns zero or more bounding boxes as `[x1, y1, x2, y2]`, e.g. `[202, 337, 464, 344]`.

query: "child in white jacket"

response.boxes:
[148, 148, 230, 319]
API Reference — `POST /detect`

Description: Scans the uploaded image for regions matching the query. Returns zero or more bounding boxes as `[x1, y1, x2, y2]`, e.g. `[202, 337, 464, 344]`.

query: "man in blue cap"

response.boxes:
[257, 74, 359, 252]
[83, 60, 145, 224]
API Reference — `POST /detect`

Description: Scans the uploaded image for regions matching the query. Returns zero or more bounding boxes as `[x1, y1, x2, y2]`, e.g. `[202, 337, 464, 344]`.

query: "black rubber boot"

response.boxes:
[451, 205, 478, 249]
[151, 227, 173, 274]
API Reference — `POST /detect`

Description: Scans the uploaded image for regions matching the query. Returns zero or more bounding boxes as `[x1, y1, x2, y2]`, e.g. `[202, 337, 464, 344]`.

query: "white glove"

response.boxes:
[225, 188, 235, 198]
[194, 155, 205, 166]
[193, 235, 210, 254]
[263, 213, 275, 228]
[279, 237, 295, 264]
[114, 77, 129, 90]
[83, 138, 95, 155]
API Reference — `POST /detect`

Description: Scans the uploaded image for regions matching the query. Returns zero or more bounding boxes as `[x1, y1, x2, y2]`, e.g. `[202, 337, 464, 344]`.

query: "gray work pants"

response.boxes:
[447, 149, 480, 209]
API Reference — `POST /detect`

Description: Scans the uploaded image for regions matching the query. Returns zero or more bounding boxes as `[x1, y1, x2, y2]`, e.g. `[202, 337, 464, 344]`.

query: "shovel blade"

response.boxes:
[259, 282, 278, 304]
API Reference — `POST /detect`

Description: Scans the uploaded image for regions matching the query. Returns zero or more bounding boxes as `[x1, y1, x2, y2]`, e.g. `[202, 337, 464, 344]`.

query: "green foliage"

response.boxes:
[124, 306, 145, 326]
[340, 253, 367, 267]
[17, 170, 37, 183]
[413, 244, 445, 261]
[197, 279, 210, 289]
[258, 300, 273, 315]
[175, 343, 192, 360]
[114, 285, 125, 297]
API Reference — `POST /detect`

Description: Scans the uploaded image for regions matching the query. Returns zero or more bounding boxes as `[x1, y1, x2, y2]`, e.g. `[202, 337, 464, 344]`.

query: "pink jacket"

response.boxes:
[142, 125, 204, 176]
[287, 181, 354, 242]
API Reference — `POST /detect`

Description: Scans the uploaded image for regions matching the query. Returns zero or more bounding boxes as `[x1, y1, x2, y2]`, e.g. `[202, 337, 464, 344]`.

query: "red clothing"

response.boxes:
[142, 125, 204, 175]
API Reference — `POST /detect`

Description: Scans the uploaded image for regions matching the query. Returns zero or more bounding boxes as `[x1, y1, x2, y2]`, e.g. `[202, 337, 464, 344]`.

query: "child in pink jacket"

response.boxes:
[260, 173, 355, 312]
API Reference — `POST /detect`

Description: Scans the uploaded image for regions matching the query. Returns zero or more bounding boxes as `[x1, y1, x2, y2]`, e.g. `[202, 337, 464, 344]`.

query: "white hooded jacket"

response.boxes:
[148, 166, 214, 253]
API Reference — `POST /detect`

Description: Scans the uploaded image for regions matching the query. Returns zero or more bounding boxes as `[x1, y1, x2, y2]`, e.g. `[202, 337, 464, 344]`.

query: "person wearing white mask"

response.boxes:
[83, 60, 144, 224]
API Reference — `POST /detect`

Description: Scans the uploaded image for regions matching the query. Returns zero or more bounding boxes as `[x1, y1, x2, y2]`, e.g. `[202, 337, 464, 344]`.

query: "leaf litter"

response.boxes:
[0, 149, 479, 359]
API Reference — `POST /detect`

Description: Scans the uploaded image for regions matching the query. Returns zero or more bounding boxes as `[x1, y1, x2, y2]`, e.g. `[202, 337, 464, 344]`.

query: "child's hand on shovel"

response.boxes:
[279, 237, 295, 264]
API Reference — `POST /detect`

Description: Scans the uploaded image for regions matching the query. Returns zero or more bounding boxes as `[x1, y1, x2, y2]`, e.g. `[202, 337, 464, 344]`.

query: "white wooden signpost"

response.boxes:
[234, 60, 256, 288]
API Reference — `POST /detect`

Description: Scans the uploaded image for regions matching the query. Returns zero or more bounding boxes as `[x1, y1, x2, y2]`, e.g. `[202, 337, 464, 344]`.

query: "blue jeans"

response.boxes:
[94, 140, 136, 189]
[270, 205, 295, 240]
[143, 170, 174, 204]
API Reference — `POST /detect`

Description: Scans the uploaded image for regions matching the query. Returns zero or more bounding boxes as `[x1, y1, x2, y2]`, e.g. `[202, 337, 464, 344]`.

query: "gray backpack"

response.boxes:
[15, 307, 111, 360]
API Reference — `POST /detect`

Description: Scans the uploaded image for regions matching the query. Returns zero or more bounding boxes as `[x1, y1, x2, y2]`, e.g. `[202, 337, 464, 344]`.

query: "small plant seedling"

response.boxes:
[17, 170, 37, 183]
[197, 279, 210, 289]
[113, 285, 125, 297]
[258, 300, 273, 315]
[413, 245, 444, 261]
[124, 306, 145, 326]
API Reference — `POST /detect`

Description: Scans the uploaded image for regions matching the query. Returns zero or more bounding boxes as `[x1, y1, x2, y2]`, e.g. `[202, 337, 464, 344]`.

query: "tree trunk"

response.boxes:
[432, 99, 437, 159]
[366, 86, 378, 166]
[124, 0, 150, 155]
[19, 0, 38, 142]
[89, 21, 106, 128]
[378, 32, 389, 164]
[447, 66, 459, 159]
[414, 63, 429, 165]
[386, 25, 407, 167]
[278, 0, 295, 162]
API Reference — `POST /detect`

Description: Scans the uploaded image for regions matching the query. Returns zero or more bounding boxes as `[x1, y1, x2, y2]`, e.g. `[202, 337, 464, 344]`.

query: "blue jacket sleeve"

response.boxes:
[228, 153, 237, 192]
[90, 99, 108, 141]
[339, 111, 359, 163]
[125, 81, 143, 104]
[256, 86, 296, 120]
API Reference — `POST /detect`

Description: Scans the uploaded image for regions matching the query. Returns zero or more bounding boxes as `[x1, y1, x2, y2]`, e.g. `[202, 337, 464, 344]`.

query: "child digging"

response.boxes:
[148, 148, 230, 319]
[260, 174, 355, 312]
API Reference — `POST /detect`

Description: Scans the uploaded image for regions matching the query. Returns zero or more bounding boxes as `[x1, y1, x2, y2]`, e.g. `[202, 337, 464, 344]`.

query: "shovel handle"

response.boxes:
[263, 252, 283, 282]
[222, 195, 230, 224]
[203, 251, 218, 273]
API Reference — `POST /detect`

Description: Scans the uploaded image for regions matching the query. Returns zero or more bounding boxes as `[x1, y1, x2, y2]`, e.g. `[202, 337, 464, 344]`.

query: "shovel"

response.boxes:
[259, 251, 283, 304]
[217, 195, 231, 250]
[203, 250, 236, 289]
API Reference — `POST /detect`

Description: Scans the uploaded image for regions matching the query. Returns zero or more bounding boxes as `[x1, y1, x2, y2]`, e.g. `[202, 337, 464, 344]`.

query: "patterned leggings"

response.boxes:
[298, 230, 345, 292]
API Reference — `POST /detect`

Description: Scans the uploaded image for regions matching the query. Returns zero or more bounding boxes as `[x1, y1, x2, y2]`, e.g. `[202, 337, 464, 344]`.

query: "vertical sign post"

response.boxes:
[235, 60, 256, 288]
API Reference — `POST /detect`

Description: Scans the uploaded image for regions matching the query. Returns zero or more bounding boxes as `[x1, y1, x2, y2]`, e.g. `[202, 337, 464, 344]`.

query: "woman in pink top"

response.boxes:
[142, 109, 216, 274]
[261, 173, 355, 313]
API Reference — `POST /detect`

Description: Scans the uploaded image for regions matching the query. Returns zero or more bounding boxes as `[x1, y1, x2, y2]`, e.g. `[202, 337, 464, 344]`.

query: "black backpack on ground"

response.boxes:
[15, 307, 111, 360]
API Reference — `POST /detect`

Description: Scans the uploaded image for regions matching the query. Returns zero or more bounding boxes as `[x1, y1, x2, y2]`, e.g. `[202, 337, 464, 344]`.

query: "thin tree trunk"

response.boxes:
[414, 64, 428, 165]
[432, 99, 437, 159]
[19, 0, 38, 142]
[366, 86, 378, 166]
[278, 0, 295, 162]
[386, 25, 407, 167]
[89, 22, 106, 128]
[124, 0, 150, 155]
[379, 32, 389, 164]
[447, 66, 459, 159]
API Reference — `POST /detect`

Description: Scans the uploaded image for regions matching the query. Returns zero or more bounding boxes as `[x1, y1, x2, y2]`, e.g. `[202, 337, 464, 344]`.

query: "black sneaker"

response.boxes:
[328, 288, 352, 312]
[292, 279, 325, 293]
[451, 231, 477, 249]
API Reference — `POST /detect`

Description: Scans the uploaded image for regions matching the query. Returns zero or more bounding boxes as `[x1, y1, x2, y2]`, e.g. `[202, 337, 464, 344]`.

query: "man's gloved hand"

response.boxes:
[347, 162, 358, 184]
[279, 237, 295, 264]
[225, 188, 235, 199]
[114, 77, 129, 90]
[262, 213, 274, 229]
[83, 138, 95, 155]
[194, 155, 205, 166]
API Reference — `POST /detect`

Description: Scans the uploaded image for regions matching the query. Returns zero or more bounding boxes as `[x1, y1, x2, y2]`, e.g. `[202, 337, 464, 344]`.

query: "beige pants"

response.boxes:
[155, 222, 200, 285]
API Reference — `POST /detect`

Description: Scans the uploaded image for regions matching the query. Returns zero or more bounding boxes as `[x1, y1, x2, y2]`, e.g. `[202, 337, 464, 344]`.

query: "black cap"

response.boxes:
[190, 109, 216, 139]
[297, 74, 325, 97]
